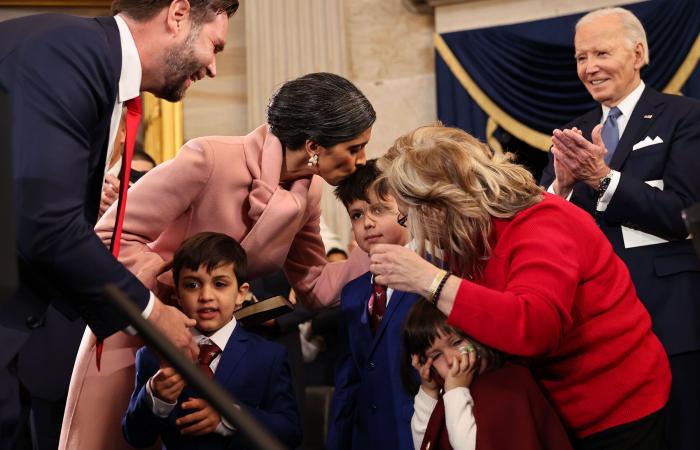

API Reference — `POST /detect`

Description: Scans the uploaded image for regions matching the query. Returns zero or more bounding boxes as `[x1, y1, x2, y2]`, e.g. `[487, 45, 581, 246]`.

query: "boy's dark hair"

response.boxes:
[400, 298, 505, 395]
[326, 247, 348, 259]
[133, 143, 156, 166]
[267, 72, 376, 150]
[333, 159, 390, 208]
[111, 0, 238, 25]
[172, 232, 247, 286]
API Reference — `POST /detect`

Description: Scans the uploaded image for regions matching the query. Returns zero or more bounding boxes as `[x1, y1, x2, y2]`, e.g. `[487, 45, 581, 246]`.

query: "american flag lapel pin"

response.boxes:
[643, 114, 653, 119]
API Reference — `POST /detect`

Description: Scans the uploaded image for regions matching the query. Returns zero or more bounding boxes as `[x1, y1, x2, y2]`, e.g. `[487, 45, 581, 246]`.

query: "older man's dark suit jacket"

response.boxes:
[541, 86, 700, 357]
[0, 14, 150, 402]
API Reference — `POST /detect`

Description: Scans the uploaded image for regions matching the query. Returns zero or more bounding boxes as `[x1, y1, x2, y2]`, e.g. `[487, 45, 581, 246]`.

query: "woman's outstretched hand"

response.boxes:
[369, 243, 440, 296]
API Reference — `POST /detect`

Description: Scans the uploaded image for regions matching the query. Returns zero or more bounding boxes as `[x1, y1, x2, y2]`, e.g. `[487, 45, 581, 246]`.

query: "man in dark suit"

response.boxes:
[541, 7, 700, 450]
[0, 1, 238, 448]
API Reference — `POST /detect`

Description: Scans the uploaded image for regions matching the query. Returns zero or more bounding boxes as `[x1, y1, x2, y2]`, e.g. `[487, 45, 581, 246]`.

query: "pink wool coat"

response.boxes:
[59, 125, 367, 449]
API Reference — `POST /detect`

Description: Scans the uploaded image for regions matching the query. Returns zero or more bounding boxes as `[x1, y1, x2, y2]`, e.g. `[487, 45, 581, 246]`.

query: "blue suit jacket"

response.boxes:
[541, 86, 700, 355]
[0, 14, 150, 399]
[122, 324, 302, 450]
[327, 272, 419, 450]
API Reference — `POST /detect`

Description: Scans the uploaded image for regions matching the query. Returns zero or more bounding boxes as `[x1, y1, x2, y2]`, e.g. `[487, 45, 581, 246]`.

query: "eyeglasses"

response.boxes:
[397, 212, 408, 228]
[349, 203, 400, 223]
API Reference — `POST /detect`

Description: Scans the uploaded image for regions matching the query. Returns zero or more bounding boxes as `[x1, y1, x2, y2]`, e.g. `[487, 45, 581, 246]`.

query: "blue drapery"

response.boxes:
[436, 0, 700, 176]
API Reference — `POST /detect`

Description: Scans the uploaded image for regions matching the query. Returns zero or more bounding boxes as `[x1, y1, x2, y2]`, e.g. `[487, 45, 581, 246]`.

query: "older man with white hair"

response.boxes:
[541, 7, 700, 450]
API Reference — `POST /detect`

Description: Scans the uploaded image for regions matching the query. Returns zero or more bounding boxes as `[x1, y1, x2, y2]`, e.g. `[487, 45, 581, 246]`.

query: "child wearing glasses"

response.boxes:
[326, 159, 420, 450]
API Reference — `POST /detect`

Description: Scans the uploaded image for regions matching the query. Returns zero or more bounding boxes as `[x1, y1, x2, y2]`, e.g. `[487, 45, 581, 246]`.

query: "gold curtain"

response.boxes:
[142, 93, 184, 164]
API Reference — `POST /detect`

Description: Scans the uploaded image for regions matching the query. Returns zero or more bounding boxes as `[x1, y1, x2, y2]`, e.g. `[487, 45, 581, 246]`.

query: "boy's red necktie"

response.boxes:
[197, 341, 222, 378]
[96, 96, 142, 371]
[370, 282, 387, 334]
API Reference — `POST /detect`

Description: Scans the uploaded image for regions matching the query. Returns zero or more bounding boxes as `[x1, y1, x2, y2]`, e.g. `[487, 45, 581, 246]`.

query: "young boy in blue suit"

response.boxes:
[327, 160, 420, 450]
[122, 232, 301, 449]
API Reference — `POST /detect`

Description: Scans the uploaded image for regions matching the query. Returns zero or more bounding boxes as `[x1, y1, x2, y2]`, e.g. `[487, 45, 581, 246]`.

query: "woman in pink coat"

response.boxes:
[60, 73, 375, 449]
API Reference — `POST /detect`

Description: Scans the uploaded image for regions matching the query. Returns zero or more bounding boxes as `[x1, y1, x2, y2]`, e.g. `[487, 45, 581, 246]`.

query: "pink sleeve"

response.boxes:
[95, 139, 214, 290]
[447, 209, 579, 356]
[284, 181, 369, 309]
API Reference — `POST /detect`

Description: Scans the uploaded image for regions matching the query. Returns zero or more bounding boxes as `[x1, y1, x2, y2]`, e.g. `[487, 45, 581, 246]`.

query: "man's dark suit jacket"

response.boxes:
[327, 272, 420, 450]
[541, 86, 700, 356]
[0, 14, 149, 400]
[122, 325, 302, 450]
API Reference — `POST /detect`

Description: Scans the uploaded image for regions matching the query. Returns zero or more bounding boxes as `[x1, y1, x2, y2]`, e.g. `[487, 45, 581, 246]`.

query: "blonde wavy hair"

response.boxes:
[377, 124, 543, 278]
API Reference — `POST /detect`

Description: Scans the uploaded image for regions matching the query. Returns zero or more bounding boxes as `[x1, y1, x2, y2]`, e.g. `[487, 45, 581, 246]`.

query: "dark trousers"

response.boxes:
[572, 408, 666, 450]
[0, 360, 65, 450]
[666, 351, 700, 450]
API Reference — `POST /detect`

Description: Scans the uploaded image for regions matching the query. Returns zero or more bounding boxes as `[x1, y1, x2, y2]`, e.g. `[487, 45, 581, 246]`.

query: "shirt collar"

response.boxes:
[114, 14, 142, 103]
[191, 316, 238, 351]
[602, 80, 645, 121]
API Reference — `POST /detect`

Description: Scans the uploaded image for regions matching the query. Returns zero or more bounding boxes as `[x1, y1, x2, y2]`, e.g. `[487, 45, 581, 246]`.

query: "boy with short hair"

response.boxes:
[122, 232, 301, 449]
[327, 159, 420, 450]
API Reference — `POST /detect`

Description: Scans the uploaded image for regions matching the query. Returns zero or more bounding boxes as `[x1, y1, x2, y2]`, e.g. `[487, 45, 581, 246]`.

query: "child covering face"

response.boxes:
[402, 299, 573, 450]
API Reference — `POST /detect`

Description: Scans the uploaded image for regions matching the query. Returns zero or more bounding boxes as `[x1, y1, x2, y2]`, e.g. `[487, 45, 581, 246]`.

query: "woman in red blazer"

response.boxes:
[369, 125, 671, 450]
[61, 73, 375, 450]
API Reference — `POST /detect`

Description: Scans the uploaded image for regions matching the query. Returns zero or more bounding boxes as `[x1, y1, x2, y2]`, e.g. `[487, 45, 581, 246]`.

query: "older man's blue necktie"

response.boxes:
[602, 107, 622, 164]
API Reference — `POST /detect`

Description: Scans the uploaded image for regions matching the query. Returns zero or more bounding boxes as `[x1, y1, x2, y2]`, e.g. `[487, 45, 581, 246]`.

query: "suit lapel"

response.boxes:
[353, 274, 374, 345]
[578, 108, 601, 140]
[368, 290, 406, 357]
[213, 324, 249, 386]
[610, 87, 663, 170]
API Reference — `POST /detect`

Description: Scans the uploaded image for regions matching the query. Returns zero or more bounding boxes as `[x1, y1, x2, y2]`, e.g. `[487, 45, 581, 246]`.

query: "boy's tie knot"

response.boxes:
[197, 340, 222, 377]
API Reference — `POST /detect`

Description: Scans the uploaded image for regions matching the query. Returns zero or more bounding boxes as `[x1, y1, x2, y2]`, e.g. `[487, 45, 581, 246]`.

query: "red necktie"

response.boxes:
[197, 341, 222, 378]
[96, 97, 142, 370]
[370, 282, 387, 334]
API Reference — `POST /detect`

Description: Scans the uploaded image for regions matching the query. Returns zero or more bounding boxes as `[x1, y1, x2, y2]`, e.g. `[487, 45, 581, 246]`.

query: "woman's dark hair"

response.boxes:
[400, 298, 505, 395]
[267, 72, 376, 150]
[172, 232, 248, 286]
[111, 0, 238, 25]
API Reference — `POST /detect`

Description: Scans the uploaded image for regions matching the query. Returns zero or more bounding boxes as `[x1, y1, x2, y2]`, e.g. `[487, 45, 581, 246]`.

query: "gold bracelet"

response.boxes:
[428, 269, 447, 303]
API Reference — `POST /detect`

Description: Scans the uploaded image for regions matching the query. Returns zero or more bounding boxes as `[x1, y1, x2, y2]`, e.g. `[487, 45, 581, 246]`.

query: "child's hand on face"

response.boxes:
[411, 354, 440, 399]
[150, 367, 185, 403]
[444, 345, 478, 392]
[176, 397, 222, 436]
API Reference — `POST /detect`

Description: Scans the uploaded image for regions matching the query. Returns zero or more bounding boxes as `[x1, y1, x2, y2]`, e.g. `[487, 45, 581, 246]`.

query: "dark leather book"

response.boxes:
[235, 296, 294, 327]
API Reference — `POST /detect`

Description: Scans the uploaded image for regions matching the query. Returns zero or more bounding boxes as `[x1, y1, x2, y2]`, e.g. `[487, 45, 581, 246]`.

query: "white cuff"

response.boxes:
[596, 170, 621, 212]
[124, 293, 156, 335]
[145, 376, 176, 418]
[547, 182, 573, 201]
[215, 415, 237, 437]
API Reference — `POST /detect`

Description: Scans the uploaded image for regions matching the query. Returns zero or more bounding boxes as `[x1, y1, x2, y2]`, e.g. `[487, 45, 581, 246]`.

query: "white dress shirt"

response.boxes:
[146, 318, 239, 437]
[596, 80, 645, 211]
[111, 15, 156, 323]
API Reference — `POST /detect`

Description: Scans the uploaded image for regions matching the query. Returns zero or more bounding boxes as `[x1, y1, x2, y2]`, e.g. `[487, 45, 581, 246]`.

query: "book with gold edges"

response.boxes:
[234, 295, 294, 327]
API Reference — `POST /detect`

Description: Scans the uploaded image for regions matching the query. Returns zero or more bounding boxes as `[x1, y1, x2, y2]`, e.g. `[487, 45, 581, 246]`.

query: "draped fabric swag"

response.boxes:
[436, 0, 700, 161]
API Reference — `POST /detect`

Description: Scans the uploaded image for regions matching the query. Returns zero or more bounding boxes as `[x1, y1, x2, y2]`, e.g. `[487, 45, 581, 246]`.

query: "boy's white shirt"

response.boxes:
[145, 317, 239, 437]
[412, 386, 477, 450]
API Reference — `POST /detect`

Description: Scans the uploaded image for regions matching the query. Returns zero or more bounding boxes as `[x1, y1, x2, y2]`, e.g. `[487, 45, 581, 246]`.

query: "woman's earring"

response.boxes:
[307, 153, 319, 167]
